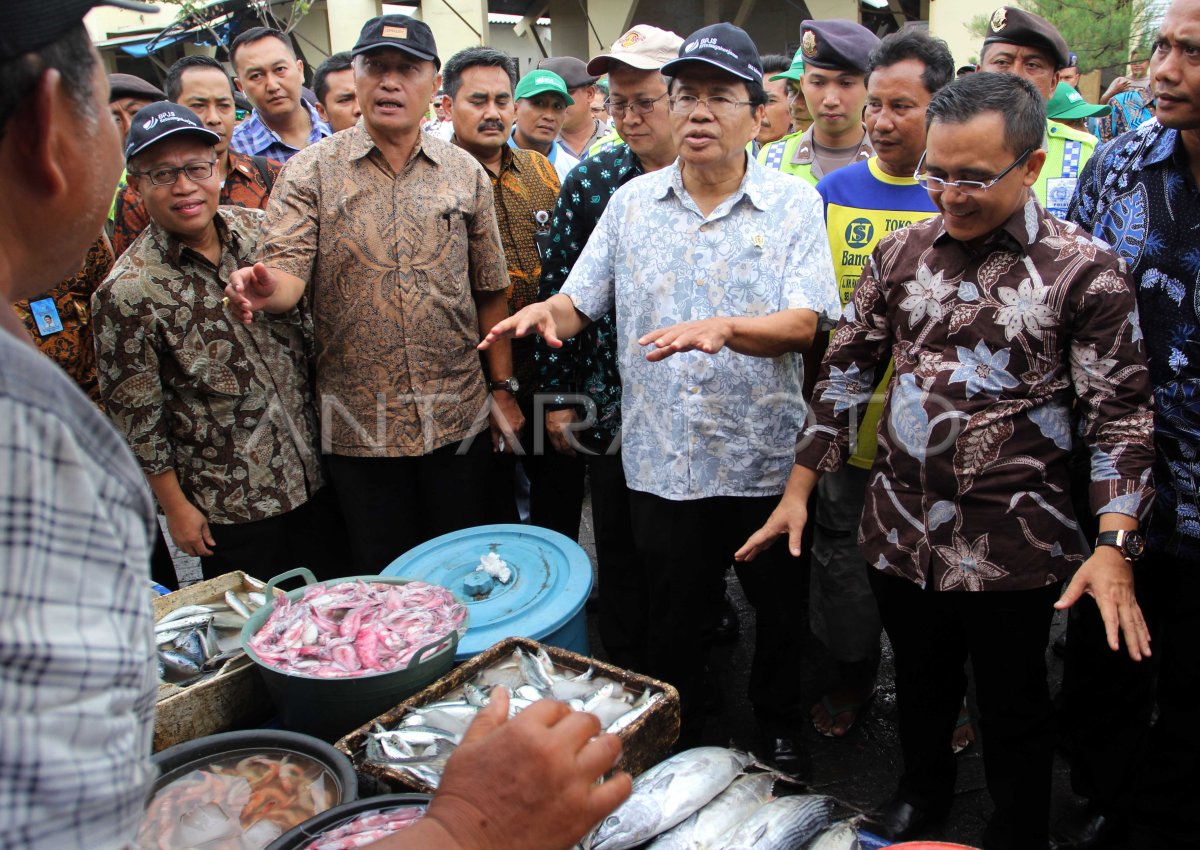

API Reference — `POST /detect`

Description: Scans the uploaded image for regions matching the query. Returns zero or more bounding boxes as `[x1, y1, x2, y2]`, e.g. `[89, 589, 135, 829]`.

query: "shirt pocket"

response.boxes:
[412, 202, 471, 277]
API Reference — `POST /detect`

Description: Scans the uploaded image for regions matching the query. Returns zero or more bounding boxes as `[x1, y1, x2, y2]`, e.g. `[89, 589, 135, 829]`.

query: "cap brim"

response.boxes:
[1052, 105, 1111, 119]
[351, 41, 440, 67]
[588, 53, 669, 75]
[517, 86, 575, 105]
[769, 70, 803, 82]
[660, 55, 759, 82]
[126, 125, 221, 162]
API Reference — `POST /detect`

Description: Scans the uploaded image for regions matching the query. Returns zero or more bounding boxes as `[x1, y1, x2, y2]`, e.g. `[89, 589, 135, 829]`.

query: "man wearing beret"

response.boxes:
[109, 72, 166, 142]
[757, 19, 879, 185]
[978, 5, 1098, 217]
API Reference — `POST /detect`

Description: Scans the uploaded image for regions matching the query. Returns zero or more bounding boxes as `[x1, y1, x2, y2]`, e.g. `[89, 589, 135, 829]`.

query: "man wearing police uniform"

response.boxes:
[757, 20, 878, 186]
[979, 5, 1096, 218]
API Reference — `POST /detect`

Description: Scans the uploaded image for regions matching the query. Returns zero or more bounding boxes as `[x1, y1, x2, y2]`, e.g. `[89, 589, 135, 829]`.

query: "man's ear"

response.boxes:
[295, 58, 305, 78]
[315, 101, 330, 122]
[17, 68, 72, 199]
[1022, 148, 1048, 187]
[234, 76, 245, 94]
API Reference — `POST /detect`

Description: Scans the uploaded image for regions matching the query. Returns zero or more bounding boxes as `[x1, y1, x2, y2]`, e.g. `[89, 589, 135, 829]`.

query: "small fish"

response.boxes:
[607, 693, 664, 735]
[581, 681, 617, 713]
[716, 794, 834, 850]
[225, 590, 253, 619]
[806, 821, 861, 850]
[160, 649, 203, 678]
[463, 682, 490, 707]
[154, 613, 212, 633]
[210, 611, 248, 629]
[247, 592, 267, 607]
[517, 648, 554, 690]
[515, 684, 549, 702]
[646, 772, 777, 850]
[589, 748, 754, 850]
[175, 629, 206, 664]
[156, 605, 215, 625]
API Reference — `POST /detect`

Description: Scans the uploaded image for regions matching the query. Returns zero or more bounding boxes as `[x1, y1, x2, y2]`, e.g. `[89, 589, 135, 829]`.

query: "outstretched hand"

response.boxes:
[1055, 548, 1150, 661]
[478, 303, 562, 351]
[224, 262, 277, 325]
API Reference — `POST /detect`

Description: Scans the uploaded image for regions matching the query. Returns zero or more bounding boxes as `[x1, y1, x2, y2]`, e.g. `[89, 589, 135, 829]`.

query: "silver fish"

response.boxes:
[225, 590, 253, 619]
[807, 821, 860, 850]
[581, 681, 617, 713]
[248, 592, 267, 607]
[154, 613, 212, 633]
[607, 693, 665, 735]
[156, 604, 215, 625]
[588, 747, 754, 850]
[517, 648, 554, 690]
[716, 794, 834, 850]
[646, 772, 777, 850]
[175, 629, 206, 664]
[160, 649, 203, 678]
[210, 611, 248, 630]
[463, 682, 490, 707]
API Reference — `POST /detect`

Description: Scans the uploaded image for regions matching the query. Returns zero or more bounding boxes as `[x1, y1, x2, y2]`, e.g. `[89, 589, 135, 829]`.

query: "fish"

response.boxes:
[645, 772, 778, 850]
[715, 794, 835, 850]
[588, 748, 755, 850]
[608, 693, 665, 735]
[160, 649, 203, 678]
[806, 821, 861, 850]
[517, 648, 554, 690]
[156, 604, 216, 625]
[154, 613, 213, 633]
[225, 590, 253, 618]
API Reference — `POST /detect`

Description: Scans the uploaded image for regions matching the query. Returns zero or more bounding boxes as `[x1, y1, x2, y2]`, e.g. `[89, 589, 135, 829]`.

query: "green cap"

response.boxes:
[770, 47, 804, 82]
[1045, 82, 1111, 121]
[514, 70, 575, 105]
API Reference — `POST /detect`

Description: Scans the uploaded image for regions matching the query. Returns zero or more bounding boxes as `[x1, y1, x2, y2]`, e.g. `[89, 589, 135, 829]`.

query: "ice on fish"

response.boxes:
[477, 552, 512, 584]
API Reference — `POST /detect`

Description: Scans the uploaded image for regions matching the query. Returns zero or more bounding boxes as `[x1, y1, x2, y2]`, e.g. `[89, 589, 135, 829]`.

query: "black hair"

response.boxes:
[313, 51, 353, 105]
[925, 71, 1045, 157]
[867, 29, 955, 95]
[441, 47, 518, 100]
[229, 27, 295, 70]
[0, 23, 96, 139]
[760, 53, 792, 75]
[165, 55, 233, 102]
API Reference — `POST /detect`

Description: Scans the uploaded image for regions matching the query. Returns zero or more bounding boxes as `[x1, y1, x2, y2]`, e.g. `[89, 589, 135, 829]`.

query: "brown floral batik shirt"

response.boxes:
[261, 126, 510, 457]
[796, 197, 1156, 591]
[93, 207, 322, 525]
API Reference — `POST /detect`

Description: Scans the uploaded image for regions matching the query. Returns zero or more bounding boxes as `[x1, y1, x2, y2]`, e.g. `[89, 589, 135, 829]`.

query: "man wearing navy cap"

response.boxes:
[482, 22, 840, 767]
[979, 5, 1098, 217]
[757, 20, 879, 185]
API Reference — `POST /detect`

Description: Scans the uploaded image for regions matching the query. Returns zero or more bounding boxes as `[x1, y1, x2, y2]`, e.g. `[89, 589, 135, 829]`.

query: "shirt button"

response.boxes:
[697, 279, 705, 287]
[690, 386, 699, 394]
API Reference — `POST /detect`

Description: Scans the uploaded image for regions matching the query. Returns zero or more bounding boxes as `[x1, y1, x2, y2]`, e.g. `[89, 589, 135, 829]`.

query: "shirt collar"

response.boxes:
[932, 193, 1042, 254]
[244, 99, 331, 149]
[790, 124, 872, 166]
[656, 151, 768, 212]
[348, 122, 443, 167]
[151, 207, 238, 268]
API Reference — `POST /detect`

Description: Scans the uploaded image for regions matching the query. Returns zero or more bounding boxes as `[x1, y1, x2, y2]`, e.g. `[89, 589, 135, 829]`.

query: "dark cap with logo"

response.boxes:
[661, 23, 763, 83]
[538, 56, 600, 89]
[798, 20, 879, 75]
[352, 14, 440, 70]
[124, 101, 221, 162]
[109, 73, 166, 103]
[0, 0, 158, 62]
[982, 6, 1070, 70]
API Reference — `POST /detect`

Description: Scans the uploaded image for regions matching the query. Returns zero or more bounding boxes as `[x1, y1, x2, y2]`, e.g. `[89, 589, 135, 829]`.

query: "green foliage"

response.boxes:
[968, 1, 1158, 74]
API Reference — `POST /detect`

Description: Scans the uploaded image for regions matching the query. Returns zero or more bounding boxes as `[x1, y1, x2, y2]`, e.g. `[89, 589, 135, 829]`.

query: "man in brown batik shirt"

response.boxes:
[227, 15, 520, 573]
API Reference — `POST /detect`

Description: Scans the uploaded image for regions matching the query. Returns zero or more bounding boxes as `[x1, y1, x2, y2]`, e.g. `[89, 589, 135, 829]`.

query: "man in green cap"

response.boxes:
[757, 19, 879, 185]
[1045, 80, 1110, 133]
[978, 5, 1098, 217]
[510, 68, 579, 180]
[771, 49, 814, 137]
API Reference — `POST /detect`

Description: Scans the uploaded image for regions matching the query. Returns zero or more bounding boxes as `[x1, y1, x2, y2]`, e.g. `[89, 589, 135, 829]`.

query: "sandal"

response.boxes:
[811, 687, 876, 738]
[952, 701, 975, 754]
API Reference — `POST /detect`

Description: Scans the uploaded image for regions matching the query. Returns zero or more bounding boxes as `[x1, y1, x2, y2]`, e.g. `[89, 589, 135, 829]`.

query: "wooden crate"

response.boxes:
[336, 636, 680, 793]
[152, 571, 273, 752]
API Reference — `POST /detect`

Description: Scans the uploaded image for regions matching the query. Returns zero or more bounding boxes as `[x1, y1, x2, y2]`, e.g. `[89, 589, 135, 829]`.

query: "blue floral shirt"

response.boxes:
[797, 197, 1156, 591]
[561, 155, 841, 500]
[1069, 120, 1200, 558]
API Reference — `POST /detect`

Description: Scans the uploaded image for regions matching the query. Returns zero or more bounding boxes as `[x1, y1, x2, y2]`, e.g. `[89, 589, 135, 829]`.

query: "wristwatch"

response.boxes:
[1095, 529, 1145, 562]
[488, 377, 520, 394]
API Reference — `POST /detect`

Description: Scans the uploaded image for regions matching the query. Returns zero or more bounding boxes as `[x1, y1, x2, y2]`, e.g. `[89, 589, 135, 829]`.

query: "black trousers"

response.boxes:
[588, 451, 648, 672]
[324, 436, 491, 574]
[628, 490, 806, 741]
[870, 569, 1059, 850]
[200, 485, 350, 582]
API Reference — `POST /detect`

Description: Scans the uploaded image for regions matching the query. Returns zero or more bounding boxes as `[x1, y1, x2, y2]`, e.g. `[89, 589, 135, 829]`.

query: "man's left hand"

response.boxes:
[639, 318, 734, 362]
[1055, 547, 1151, 661]
[489, 391, 524, 453]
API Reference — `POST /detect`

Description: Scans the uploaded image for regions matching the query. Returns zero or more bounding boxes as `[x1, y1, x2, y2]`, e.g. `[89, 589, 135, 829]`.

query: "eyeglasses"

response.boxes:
[668, 94, 755, 116]
[130, 159, 217, 186]
[605, 92, 668, 117]
[914, 147, 1033, 196]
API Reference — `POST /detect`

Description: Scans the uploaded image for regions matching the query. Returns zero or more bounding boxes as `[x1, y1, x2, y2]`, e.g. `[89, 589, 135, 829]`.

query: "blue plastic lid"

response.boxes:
[381, 524, 593, 660]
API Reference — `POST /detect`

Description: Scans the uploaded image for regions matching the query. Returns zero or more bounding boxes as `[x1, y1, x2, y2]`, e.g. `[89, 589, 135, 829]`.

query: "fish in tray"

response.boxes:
[154, 592, 264, 688]
[587, 747, 756, 850]
[363, 647, 665, 788]
[806, 820, 862, 849]
[715, 794, 835, 850]
[645, 772, 779, 850]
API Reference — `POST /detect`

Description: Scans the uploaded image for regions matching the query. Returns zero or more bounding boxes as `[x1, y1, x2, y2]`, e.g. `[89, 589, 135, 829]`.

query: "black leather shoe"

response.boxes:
[713, 591, 740, 645]
[862, 797, 943, 841]
[761, 735, 811, 780]
[1050, 810, 1127, 850]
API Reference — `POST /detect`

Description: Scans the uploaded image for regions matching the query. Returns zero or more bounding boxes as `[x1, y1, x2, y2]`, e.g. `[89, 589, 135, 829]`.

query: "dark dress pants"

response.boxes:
[629, 490, 806, 742]
[870, 568, 1060, 850]
[324, 436, 491, 574]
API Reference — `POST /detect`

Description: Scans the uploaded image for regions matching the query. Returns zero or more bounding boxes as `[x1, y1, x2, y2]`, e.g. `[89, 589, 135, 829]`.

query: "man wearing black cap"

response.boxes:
[225, 15, 520, 575]
[539, 56, 606, 158]
[757, 19, 879, 185]
[483, 22, 840, 765]
[978, 5, 1097, 217]
[109, 72, 166, 142]
[93, 101, 344, 580]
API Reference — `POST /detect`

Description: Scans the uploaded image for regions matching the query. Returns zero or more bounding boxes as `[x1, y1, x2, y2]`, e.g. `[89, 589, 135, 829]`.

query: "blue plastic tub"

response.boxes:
[382, 524, 593, 661]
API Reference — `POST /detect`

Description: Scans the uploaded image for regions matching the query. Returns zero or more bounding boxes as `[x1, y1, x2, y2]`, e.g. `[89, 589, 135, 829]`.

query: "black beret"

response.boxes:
[798, 20, 880, 75]
[982, 6, 1070, 70]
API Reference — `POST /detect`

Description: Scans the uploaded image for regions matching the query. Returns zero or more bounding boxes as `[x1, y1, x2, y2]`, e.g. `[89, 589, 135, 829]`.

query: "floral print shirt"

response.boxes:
[562, 155, 841, 500]
[93, 207, 323, 525]
[1069, 120, 1200, 559]
[796, 196, 1156, 591]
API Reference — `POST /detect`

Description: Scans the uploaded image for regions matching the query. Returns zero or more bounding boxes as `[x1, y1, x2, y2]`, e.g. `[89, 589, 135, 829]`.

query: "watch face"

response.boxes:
[1124, 531, 1145, 558]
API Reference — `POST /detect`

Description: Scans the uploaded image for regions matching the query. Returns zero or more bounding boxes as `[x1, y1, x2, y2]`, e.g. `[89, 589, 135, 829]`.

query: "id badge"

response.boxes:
[1045, 177, 1077, 218]
[29, 298, 64, 337]
[534, 210, 552, 261]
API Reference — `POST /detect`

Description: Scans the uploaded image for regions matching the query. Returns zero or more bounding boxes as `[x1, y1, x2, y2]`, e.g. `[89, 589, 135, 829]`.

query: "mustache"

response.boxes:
[477, 120, 506, 133]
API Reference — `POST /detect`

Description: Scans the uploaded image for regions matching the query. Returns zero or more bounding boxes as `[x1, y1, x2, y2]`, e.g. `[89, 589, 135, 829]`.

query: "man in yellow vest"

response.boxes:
[978, 6, 1096, 217]
[756, 20, 879, 185]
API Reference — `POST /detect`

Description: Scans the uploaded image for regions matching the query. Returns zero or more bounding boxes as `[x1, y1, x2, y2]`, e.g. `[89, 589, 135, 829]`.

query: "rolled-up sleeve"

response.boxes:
[560, 195, 620, 322]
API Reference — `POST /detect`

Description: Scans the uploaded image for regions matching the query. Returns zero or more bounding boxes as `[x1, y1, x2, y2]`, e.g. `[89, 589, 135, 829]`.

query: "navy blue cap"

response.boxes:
[662, 23, 763, 83]
[124, 101, 221, 162]
[352, 15, 440, 70]
[799, 20, 880, 75]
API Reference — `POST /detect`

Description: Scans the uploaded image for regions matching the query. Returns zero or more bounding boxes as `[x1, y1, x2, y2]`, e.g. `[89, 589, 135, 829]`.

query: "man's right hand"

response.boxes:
[735, 463, 819, 561]
[225, 262, 278, 325]
[546, 409, 580, 456]
[1100, 76, 1132, 103]
[478, 302, 561, 350]
[165, 500, 215, 557]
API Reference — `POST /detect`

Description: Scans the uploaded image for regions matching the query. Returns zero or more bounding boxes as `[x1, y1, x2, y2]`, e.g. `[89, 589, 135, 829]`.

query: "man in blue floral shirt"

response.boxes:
[1062, 2, 1200, 846]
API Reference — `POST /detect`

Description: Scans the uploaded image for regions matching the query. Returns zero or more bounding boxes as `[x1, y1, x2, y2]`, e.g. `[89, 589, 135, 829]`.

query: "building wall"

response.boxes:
[927, 0, 993, 69]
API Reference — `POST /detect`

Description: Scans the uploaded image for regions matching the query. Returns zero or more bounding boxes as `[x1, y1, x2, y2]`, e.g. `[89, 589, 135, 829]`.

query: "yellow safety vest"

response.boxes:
[1034, 120, 1096, 218]
[756, 125, 873, 187]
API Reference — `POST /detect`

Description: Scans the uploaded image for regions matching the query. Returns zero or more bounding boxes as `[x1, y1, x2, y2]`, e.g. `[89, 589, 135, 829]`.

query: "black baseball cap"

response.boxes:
[661, 22, 763, 83]
[351, 14, 440, 70]
[0, 0, 159, 62]
[124, 101, 221, 162]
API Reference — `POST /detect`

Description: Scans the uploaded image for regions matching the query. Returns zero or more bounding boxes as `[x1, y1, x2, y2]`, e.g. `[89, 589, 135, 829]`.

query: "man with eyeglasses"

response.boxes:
[757, 20, 878, 186]
[487, 23, 840, 768]
[92, 102, 345, 580]
[739, 72, 1154, 849]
